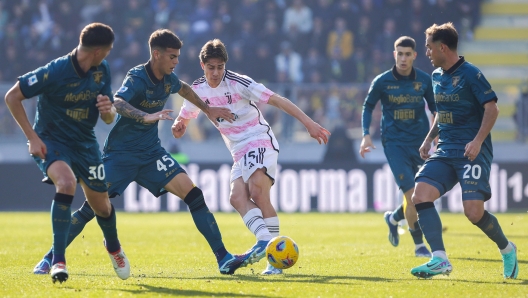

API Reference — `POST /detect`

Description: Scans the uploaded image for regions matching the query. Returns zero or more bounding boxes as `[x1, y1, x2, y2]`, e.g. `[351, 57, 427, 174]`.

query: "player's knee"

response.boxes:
[411, 192, 423, 205]
[229, 193, 246, 210]
[463, 208, 483, 224]
[54, 178, 76, 194]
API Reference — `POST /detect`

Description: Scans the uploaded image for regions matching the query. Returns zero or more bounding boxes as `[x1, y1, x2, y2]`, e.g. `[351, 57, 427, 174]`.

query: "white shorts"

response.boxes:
[230, 148, 278, 183]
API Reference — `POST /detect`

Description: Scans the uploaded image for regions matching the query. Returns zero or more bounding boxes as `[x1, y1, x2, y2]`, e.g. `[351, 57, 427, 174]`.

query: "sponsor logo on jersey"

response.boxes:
[28, 74, 38, 86]
[43, 72, 49, 82]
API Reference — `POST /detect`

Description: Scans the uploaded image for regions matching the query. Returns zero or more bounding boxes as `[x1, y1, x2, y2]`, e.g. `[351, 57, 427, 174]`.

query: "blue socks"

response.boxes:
[475, 210, 509, 250]
[415, 202, 445, 252]
[184, 187, 227, 262]
[51, 193, 74, 265]
[392, 204, 405, 222]
[409, 226, 424, 245]
[44, 200, 95, 260]
[95, 204, 121, 253]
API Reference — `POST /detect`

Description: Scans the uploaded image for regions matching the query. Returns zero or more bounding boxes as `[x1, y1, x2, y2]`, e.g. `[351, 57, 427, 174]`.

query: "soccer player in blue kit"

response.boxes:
[360, 36, 435, 258]
[410, 23, 518, 279]
[33, 29, 254, 275]
[5, 23, 129, 283]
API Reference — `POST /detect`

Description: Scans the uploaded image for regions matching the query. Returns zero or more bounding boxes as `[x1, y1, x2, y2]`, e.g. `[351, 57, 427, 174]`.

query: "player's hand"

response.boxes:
[143, 109, 174, 124]
[28, 136, 47, 160]
[306, 121, 330, 144]
[419, 139, 432, 160]
[205, 107, 234, 126]
[464, 140, 482, 162]
[96, 95, 113, 115]
[171, 120, 187, 138]
[359, 135, 375, 158]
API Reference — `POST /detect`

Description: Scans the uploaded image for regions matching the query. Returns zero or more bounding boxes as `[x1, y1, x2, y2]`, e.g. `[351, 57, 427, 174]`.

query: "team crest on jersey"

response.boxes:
[412, 82, 422, 92]
[164, 83, 171, 94]
[225, 92, 232, 104]
[452, 76, 460, 87]
[92, 71, 103, 84]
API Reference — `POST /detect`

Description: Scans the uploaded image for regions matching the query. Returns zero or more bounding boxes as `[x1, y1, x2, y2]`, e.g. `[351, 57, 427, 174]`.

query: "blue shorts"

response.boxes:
[384, 144, 423, 193]
[415, 148, 492, 201]
[103, 147, 186, 198]
[33, 139, 108, 192]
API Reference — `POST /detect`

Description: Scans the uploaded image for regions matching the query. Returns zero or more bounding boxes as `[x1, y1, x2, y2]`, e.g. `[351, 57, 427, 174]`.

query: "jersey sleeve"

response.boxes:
[468, 70, 498, 105]
[101, 62, 114, 102]
[170, 74, 182, 94]
[362, 76, 382, 135]
[179, 99, 202, 119]
[424, 75, 436, 113]
[18, 63, 57, 99]
[114, 75, 144, 102]
[240, 75, 274, 104]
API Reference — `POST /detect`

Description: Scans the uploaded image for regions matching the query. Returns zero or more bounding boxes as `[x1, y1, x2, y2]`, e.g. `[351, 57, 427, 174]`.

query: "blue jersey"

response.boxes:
[362, 66, 436, 146]
[432, 57, 497, 158]
[18, 49, 113, 148]
[104, 62, 182, 153]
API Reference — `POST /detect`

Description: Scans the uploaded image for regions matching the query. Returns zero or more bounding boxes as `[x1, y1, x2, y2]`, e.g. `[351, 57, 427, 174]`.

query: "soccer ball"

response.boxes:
[265, 236, 299, 269]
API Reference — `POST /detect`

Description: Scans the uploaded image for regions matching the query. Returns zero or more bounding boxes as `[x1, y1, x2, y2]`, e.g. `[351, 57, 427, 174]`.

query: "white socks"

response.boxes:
[500, 242, 513, 254]
[243, 208, 272, 241]
[264, 216, 280, 238]
[432, 250, 448, 260]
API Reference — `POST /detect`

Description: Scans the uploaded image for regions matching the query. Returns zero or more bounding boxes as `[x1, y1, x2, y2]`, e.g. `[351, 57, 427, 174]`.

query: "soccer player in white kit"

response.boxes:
[172, 39, 330, 274]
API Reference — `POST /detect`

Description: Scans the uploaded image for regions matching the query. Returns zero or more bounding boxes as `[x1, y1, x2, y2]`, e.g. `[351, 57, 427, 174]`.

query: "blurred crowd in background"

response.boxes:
[0, 0, 485, 142]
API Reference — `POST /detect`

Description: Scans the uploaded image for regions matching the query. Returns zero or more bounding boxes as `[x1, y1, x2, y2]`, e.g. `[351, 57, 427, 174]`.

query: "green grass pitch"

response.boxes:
[0, 212, 526, 297]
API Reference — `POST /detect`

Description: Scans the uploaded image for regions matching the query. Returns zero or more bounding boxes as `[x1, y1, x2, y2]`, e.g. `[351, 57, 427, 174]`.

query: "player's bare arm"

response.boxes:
[4, 82, 47, 159]
[171, 116, 190, 138]
[420, 114, 440, 160]
[177, 80, 234, 126]
[96, 94, 117, 124]
[359, 134, 376, 158]
[268, 94, 330, 144]
[114, 97, 173, 124]
[464, 100, 499, 161]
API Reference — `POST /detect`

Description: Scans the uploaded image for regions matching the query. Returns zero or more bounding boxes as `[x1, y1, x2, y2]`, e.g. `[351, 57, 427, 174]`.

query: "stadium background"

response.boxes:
[0, 0, 527, 212]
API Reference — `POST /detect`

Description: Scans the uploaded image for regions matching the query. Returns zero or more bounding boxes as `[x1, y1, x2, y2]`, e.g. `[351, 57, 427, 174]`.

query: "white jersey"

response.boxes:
[179, 70, 280, 162]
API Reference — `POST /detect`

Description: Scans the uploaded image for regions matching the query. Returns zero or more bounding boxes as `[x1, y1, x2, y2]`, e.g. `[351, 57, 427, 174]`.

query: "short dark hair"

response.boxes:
[394, 36, 416, 50]
[199, 39, 229, 64]
[149, 29, 183, 52]
[425, 22, 458, 50]
[80, 23, 114, 47]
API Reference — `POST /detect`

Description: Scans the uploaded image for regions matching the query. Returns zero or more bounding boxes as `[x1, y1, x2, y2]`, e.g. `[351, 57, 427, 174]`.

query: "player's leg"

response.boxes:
[410, 158, 456, 278]
[45, 160, 76, 283]
[404, 188, 430, 257]
[163, 172, 251, 274]
[36, 200, 95, 274]
[246, 169, 284, 275]
[230, 176, 273, 264]
[35, 152, 135, 273]
[459, 155, 518, 279]
[81, 181, 130, 280]
[383, 145, 410, 247]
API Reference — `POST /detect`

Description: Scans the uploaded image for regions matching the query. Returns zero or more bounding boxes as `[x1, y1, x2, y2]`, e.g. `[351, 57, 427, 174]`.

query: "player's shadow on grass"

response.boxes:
[450, 256, 528, 265]
[448, 232, 528, 239]
[116, 284, 270, 297]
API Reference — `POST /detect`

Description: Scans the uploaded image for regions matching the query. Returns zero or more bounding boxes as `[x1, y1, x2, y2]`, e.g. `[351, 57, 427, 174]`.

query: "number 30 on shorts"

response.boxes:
[463, 164, 481, 179]
[88, 164, 105, 180]
[157, 155, 175, 171]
